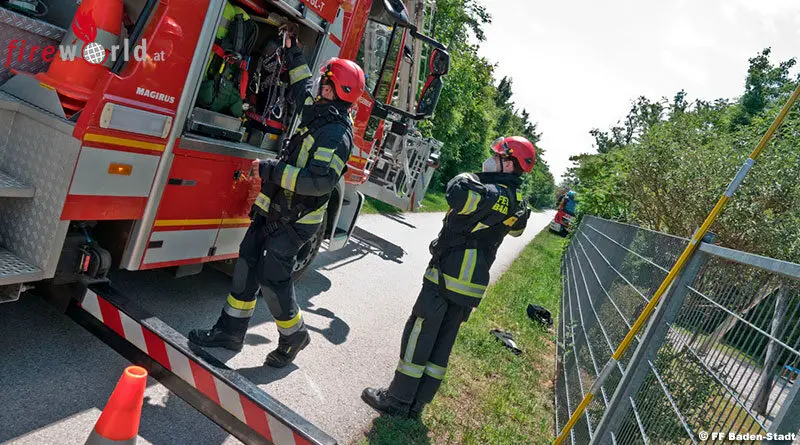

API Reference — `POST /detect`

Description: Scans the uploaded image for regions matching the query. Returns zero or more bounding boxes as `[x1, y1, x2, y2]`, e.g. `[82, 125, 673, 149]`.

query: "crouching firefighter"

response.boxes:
[362, 136, 536, 417]
[189, 34, 366, 368]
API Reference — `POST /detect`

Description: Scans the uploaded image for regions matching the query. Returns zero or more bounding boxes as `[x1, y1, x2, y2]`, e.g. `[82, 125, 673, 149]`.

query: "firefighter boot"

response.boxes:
[188, 326, 245, 352]
[408, 400, 426, 420]
[265, 330, 310, 368]
[361, 387, 410, 417]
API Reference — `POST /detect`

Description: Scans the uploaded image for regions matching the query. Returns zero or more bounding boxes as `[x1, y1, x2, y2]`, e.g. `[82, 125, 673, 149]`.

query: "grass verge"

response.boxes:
[361, 191, 450, 215]
[358, 229, 566, 445]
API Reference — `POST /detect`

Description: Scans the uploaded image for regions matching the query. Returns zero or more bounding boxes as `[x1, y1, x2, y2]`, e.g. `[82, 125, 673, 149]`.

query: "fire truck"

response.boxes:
[0, 0, 448, 300]
[0, 0, 447, 442]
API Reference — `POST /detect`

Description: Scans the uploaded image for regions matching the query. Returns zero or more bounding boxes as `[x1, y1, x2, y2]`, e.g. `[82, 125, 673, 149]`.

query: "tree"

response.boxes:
[423, 0, 556, 208]
[731, 48, 797, 127]
[567, 49, 800, 262]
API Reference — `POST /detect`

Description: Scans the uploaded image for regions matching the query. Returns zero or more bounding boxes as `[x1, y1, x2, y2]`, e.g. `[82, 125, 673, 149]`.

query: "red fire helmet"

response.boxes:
[319, 57, 366, 104]
[491, 136, 537, 173]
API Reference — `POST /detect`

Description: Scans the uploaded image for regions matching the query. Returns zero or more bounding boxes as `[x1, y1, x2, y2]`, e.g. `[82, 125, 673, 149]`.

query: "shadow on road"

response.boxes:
[236, 362, 299, 385]
[138, 391, 233, 444]
[106, 221, 413, 357]
[362, 414, 431, 444]
[109, 264, 351, 347]
[304, 306, 350, 345]
[0, 296, 233, 445]
[314, 226, 407, 273]
[378, 212, 418, 229]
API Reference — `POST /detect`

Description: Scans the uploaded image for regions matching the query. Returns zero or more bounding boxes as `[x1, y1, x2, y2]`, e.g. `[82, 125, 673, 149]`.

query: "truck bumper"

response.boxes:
[68, 284, 337, 445]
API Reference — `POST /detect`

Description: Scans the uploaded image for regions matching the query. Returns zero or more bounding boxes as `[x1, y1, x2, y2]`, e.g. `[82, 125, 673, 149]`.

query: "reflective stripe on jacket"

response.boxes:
[427, 172, 530, 307]
[252, 46, 353, 227]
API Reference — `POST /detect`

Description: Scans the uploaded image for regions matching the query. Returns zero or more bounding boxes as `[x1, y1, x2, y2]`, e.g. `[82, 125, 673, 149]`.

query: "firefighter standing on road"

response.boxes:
[362, 136, 537, 418]
[189, 29, 366, 368]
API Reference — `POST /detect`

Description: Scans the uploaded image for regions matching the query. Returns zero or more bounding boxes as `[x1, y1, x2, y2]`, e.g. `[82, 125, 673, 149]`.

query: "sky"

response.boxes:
[477, 0, 800, 182]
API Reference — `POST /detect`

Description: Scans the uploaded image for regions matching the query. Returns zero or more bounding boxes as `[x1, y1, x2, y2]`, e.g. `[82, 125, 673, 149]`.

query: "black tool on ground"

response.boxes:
[527, 304, 553, 327]
[490, 329, 522, 355]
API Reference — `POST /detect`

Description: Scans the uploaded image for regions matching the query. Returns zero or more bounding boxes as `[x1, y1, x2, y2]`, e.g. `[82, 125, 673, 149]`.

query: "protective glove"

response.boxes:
[258, 158, 281, 181]
[284, 46, 306, 69]
[429, 238, 439, 256]
[280, 24, 306, 69]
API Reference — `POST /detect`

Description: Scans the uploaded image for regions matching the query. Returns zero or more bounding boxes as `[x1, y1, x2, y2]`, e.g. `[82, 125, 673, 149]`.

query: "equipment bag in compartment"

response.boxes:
[190, 1, 258, 141]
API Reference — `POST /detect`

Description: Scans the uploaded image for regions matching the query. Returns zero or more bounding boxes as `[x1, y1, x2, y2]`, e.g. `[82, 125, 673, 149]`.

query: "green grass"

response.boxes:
[417, 191, 450, 212]
[361, 191, 450, 214]
[358, 229, 566, 445]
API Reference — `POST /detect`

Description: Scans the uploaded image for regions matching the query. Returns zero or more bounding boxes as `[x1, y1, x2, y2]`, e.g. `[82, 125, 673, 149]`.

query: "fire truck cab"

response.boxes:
[0, 0, 448, 301]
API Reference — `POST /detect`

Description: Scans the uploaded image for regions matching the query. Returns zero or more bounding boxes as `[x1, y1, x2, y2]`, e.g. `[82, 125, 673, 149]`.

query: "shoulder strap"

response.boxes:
[273, 110, 353, 224]
[463, 182, 507, 232]
[290, 107, 351, 146]
[306, 109, 354, 180]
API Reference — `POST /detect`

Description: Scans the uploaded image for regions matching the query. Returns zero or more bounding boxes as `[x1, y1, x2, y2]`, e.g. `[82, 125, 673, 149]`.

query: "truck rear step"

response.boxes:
[0, 170, 34, 198]
[0, 249, 42, 302]
[62, 284, 336, 445]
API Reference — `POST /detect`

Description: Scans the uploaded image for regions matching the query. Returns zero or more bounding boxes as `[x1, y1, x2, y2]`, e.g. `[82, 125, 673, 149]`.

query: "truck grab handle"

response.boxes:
[407, 26, 447, 51]
[111, 0, 160, 74]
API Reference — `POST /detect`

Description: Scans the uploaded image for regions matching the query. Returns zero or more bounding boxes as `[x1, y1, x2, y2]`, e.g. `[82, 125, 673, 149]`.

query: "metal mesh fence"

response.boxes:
[555, 216, 800, 445]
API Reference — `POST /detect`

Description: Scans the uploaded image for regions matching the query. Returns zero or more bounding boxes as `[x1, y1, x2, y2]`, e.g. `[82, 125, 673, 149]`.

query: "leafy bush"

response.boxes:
[566, 49, 800, 262]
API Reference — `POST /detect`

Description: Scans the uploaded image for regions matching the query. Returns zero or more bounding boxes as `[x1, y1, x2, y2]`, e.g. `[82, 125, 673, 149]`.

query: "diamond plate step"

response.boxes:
[0, 248, 42, 286]
[0, 170, 34, 198]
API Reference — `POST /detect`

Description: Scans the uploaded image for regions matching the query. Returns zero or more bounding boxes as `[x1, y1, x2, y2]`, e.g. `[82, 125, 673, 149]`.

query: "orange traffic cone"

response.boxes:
[33, 0, 123, 109]
[85, 366, 147, 445]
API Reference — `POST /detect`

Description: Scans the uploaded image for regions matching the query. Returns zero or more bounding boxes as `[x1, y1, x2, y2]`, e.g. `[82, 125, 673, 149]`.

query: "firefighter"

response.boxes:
[362, 136, 536, 418]
[189, 29, 366, 368]
[563, 190, 577, 215]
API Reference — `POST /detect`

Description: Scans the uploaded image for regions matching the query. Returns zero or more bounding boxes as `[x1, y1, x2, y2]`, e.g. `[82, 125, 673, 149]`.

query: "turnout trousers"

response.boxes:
[388, 280, 472, 406]
[216, 218, 318, 338]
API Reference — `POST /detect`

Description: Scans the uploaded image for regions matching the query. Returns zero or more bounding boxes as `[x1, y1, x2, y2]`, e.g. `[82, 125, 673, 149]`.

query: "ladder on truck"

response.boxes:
[358, 0, 443, 212]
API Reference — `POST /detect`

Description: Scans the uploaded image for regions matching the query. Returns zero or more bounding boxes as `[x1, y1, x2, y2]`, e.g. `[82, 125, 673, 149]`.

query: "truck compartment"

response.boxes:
[185, 0, 327, 153]
[140, 147, 256, 270]
[142, 0, 344, 271]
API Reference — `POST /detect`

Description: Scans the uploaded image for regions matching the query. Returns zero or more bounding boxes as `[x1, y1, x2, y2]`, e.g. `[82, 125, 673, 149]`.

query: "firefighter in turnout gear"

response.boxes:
[362, 136, 536, 417]
[189, 29, 366, 368]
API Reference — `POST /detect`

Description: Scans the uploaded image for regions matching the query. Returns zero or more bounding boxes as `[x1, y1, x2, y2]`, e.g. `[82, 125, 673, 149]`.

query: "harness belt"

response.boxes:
[244, 111, 286, 130]
[211, 44, 249, 99]
[250, 107, 354, 243]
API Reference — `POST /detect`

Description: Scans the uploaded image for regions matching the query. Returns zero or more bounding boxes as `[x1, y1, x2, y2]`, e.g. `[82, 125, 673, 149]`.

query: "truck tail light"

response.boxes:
[108, 163, 133, 176]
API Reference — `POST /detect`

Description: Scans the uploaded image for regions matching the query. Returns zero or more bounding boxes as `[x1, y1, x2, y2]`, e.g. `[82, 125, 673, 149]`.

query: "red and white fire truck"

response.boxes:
[0, 0, 447, 442]
[0, 0, 448, 301]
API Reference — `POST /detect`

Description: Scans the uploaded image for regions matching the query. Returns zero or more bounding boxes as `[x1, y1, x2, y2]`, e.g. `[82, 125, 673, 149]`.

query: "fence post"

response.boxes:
[589, 249, 708, 444]
[765, 379, 800, 444]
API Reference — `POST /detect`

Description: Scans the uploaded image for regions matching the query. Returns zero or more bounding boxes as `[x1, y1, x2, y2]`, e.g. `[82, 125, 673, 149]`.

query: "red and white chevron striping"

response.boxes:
[80, 289, 311, 445]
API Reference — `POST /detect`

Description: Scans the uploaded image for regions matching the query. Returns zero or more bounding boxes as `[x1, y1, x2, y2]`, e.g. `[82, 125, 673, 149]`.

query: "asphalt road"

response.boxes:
[0, 209, 554, 445]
